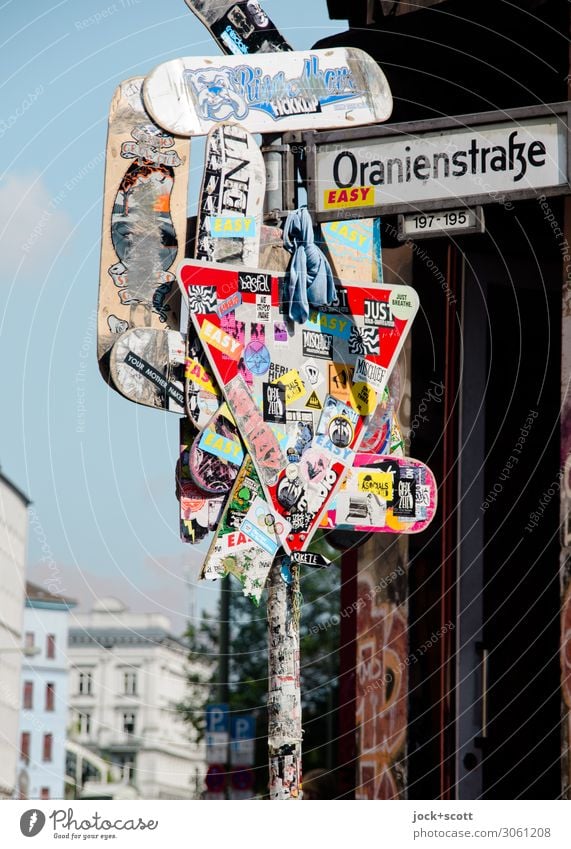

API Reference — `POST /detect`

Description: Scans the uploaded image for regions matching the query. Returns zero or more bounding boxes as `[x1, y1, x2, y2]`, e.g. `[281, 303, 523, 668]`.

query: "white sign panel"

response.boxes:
[206, 731, 228, 764]
[315, 116, 568, 215]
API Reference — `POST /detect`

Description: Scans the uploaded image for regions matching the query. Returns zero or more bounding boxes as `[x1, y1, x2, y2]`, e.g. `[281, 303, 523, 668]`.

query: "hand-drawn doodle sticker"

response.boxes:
[274, 321, 288, 344]
[298, 449, 329, 484]
[244, 340, 271, 376]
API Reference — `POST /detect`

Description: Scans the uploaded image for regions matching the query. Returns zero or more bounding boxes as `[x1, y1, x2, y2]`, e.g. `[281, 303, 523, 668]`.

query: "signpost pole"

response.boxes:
[267, 558, 302, 799]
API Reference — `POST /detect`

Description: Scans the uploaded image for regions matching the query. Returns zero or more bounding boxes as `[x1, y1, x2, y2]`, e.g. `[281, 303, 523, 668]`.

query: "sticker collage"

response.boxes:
[96, 0, 438, 800]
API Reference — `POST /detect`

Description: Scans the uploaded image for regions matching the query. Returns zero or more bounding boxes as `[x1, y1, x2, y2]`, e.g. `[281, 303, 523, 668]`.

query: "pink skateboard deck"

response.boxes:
[322, 453, 437, 534]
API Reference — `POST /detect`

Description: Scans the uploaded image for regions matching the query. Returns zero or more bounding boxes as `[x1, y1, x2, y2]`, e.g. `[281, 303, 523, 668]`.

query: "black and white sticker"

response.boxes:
[348, 325, 380, 356]
[302, 330, 333, 360]
[364, 300, 394, 327]
[238, 271, 271, 295]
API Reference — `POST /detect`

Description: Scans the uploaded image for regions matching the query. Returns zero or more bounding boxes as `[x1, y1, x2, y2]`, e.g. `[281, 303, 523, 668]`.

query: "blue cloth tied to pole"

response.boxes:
[283, 207, 336, 323]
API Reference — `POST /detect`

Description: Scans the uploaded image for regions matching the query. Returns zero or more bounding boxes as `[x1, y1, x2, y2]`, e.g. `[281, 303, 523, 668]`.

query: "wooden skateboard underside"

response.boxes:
[98, 77, 190, 380]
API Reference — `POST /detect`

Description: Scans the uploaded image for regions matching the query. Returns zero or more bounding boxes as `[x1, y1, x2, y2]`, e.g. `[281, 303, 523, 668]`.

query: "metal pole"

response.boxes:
[267, 558, 302, 799]
[219, 574, 230, 704]
[219, 574, 231, 798]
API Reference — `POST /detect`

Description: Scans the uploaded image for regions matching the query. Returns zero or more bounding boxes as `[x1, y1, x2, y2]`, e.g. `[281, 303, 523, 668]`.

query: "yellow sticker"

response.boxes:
[273, 369, 306, 405]
[306, 390, 322, 411]
[200, 318, 243, 361]
[350, 381, 377, 415]
[323, 186, 375, 209]
[218, 402, 236, 425]
[329, 363, 354, 404]
[184, 357, 219, 394]
[357, 471, 394, 501]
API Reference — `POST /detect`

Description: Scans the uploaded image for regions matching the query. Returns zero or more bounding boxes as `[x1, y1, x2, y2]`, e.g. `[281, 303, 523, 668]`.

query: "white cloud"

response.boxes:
[0, 173, 72, 276]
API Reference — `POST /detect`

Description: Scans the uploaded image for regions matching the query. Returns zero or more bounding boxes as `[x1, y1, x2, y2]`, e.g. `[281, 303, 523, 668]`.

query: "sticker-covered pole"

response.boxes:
[267, 558, 302, 799]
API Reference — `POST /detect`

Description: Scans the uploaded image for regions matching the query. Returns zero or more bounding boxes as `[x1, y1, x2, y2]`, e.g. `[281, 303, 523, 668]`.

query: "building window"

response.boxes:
[122, 712, 136, 735]
[123, 671, 137, 695]
[23, 681, 33, 710]
[77, 711, 91, 735]
[42, 733, 53, 762]
[78, 671, 93, 696]
[46, 634, 56, 659]
[40, 787, 50, 800]
[112, 754, 136, 784]
[45, 682, 55, 711]
[25, 632, 35, 650]
[20, 732, 31, 764]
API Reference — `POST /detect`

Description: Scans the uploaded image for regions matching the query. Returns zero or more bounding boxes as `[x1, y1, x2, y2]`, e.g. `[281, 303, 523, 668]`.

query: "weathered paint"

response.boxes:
[267, 560, 302, 799]
[98, 77, 189, 375]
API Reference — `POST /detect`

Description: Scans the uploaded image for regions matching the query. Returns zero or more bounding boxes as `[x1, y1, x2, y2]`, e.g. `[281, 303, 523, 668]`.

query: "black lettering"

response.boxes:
[528, 140, 546, 167]
[468, 138, 479, 174]
[413, 155, 430, 180]
[508, 130, 527, 182]
[490, 145, 507, 171]
[369, 160, 384, 185]
[333, 151, 357, 188]
[386, 157, 403, 184]
[433, 152, 449, 178]
[451, 151, 468, 176]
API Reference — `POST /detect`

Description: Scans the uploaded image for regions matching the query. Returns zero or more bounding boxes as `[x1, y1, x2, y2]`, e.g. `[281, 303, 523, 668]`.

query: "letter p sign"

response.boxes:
[206, 703, 229, 734]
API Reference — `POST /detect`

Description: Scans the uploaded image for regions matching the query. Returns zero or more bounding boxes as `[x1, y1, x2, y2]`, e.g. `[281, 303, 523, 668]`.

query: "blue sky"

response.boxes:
[0, 1, 346, 633]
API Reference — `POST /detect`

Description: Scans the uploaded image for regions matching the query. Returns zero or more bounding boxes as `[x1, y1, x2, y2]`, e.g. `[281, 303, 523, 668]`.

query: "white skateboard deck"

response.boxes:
[143, 48, 392, 137]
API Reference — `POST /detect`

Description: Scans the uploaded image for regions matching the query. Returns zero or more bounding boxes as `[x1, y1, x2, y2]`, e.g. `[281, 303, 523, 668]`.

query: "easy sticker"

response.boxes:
[210, 216, 257, 238]
[200, 319, 244, 361]
[323, 187, 375, 209]
[185, 358, 220, 395]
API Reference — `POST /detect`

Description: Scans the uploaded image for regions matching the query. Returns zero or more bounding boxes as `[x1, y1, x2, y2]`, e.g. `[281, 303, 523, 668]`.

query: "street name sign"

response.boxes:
[303, 103, 571, 222]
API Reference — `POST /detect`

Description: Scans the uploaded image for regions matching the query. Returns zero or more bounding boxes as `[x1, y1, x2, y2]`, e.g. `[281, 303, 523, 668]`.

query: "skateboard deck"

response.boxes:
[177, 417, 225, 542]
[110, 123, 265, 417]
[98, 77, 190, 377]
[109, 321, 222, 423]
[200, 454, 288, 603]
[179, 124, 267, 541]
[110, 327, 186, 412]
[180, 259, 418, 553]
[322, 453, 437, 534]
[184, 0, 291, 55]
[184, 122, 266, 419]
[143, 48, 392, 137]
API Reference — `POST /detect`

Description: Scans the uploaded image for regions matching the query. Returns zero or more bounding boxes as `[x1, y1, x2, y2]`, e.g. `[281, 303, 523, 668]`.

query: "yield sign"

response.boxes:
[179, 259, 418, 553]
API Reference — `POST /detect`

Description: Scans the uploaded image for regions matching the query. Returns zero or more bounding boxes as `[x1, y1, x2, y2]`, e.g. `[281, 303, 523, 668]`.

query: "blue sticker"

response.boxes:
[217, 291, 243, 317]
[305, 310, 352, 340]
[241, 519, 279, 557]
[244, 341, 271, 375]
[210, 216, 257, 238]
[322, 220, 372, 255]
[280, 557, 293, 585]
[199, 428, 244, 465]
